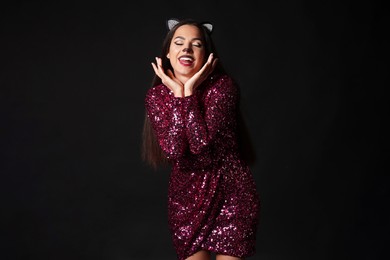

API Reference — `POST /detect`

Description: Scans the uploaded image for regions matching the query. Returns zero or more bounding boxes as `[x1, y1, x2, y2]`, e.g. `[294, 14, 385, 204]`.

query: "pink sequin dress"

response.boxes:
[145, 73, 260, 260]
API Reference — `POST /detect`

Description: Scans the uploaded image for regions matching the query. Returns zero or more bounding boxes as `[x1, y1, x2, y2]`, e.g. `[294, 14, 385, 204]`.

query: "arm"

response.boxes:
[184, 76, 238, 155]
[145, 87, 187, 159]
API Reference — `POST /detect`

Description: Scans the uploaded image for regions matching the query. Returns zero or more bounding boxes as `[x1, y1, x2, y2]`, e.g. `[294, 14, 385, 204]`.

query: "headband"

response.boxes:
[167, 18, 213, 33]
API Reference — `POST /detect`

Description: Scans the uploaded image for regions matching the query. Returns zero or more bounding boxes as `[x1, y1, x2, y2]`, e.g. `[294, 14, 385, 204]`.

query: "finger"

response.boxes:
[211, 58, 218, 71]
[198, 54, 212, 74]
[205, 53, 215, 70]
[155, 57, 170, 78]
[207, 53, 214, 65]
[155, 57, 162, 71]
[156, 57, 163, 68]
[199, 56, 212, 75]
[203, 59, 214, 76]
[151, 62, 162, 78]
[151, 62, 158, 72]
[151, 62, 160, 76]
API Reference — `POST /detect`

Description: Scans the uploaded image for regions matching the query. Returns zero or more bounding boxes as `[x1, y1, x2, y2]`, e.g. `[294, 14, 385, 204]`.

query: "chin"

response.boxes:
[176, 69, 196, 78]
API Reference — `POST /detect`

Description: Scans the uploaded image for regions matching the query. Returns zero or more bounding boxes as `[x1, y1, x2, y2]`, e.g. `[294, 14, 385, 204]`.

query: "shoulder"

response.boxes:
[145, 84, 171, 102]
[212, 73, 235, 85]
[208, 73, 239, 95]
[146, 84, 167, 96]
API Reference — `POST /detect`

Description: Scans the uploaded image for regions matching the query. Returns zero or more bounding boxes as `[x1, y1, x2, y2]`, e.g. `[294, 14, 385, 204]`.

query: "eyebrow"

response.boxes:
[174, 36, 203, 41]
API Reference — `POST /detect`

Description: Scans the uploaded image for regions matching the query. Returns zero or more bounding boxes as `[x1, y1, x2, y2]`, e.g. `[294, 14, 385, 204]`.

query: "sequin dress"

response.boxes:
[145, 74, 260, 260]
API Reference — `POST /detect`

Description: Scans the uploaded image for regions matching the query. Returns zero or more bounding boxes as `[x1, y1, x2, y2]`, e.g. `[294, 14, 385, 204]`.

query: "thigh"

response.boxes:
[186, 250, 211, 260]
[216, 254, 243, 260]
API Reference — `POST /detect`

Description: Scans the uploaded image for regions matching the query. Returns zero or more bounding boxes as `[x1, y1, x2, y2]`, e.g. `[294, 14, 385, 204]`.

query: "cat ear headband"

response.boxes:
[167, 18, 213, 34]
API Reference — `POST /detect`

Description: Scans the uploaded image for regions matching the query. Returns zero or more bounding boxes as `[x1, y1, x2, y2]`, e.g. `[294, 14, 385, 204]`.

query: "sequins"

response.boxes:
[145, 74, 260, 260]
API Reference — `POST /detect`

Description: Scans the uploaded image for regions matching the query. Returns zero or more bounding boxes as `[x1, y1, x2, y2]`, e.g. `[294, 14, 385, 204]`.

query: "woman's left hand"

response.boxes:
[184, 53, 218, 96]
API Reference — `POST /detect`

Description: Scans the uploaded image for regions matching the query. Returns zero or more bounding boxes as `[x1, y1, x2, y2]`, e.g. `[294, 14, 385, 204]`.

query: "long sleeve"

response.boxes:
[184, 75, 238, 155]
[145, 85, 187, 159]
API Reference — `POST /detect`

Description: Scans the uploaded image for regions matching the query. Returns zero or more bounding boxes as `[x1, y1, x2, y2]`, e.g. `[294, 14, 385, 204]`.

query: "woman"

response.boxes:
[142, 18, 260, 260]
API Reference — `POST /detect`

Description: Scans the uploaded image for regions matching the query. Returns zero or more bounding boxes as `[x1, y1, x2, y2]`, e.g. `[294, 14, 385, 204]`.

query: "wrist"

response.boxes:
[184, 89, 193, 97]
[173, 89, 184, 97]
[184, 85, 194, 97]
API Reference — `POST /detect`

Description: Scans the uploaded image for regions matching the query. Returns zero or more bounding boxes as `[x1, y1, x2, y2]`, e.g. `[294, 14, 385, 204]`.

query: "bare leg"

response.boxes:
[186, 250, 211, 260]
[216, 254, 243, 260]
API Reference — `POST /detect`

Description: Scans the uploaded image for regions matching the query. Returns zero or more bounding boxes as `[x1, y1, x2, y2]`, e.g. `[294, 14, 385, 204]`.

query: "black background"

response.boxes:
[1, 1, 388, 259]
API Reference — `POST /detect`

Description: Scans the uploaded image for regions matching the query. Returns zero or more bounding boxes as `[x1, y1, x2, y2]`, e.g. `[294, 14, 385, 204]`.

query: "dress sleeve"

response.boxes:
[145, 87, 187, 159]
[183, 76, 238, 155]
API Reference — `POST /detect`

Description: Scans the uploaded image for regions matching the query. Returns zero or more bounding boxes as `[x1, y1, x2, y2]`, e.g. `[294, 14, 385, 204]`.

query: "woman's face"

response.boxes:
[167, 24, 206, 83]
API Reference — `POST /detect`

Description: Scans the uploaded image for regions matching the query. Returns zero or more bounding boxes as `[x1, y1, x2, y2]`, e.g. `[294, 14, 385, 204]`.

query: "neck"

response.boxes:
[176, 74, 191, 85]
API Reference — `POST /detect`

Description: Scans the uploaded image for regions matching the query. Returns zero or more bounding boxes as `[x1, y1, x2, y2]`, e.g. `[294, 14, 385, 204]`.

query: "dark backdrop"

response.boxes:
[1, 1, 387, 260]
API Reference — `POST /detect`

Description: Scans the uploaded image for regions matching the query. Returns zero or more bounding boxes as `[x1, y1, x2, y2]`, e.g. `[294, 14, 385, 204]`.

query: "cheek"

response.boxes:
[169, 45, 181, 54]
[196, 51, 206, 65]
[167, 47, 179, 60]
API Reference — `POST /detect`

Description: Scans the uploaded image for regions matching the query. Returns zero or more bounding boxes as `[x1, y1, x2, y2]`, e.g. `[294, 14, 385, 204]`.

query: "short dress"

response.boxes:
[145, 73, 260, 260]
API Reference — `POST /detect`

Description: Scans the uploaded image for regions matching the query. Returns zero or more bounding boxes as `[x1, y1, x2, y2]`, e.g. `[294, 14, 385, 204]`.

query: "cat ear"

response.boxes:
[167, 18, 180, 30]
[202, 22, 213, 33]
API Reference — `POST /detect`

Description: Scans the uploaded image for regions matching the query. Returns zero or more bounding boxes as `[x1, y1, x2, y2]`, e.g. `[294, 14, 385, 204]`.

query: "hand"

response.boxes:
[151, 57, 184, 97]
[184, 53, 218, 96]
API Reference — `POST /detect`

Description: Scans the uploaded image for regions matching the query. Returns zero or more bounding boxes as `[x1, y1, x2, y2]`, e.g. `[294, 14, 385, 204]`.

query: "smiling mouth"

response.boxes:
[179, 56, 194, 66]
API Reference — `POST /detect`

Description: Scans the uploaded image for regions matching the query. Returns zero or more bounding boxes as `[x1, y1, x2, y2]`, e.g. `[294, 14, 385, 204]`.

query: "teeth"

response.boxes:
[180, 57, 193, 61]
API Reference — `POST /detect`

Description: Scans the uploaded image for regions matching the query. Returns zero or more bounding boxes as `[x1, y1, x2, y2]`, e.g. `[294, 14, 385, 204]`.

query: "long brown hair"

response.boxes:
[142, 18, 256, 169]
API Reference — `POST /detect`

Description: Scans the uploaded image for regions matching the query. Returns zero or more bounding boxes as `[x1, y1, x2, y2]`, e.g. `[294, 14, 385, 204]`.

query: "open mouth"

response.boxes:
[179, 55, 194, 66]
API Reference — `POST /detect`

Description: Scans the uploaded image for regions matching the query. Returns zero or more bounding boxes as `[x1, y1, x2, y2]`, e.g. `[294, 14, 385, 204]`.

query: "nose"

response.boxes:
[182, 46, 193, 53]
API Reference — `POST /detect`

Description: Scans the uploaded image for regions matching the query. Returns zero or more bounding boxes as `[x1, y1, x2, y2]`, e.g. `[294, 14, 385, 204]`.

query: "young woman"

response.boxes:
[142, 18, 260, 260]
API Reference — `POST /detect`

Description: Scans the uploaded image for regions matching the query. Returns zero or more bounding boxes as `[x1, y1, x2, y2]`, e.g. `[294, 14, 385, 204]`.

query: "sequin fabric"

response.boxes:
[145, 74, 260, 260]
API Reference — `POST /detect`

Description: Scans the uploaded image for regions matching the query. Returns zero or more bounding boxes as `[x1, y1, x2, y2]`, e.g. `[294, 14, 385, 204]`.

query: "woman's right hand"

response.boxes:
[151, 57, 184, 97]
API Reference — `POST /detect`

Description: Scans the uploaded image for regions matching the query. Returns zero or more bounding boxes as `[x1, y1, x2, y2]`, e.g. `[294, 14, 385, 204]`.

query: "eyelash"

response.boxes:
[174, 42, 202, 48]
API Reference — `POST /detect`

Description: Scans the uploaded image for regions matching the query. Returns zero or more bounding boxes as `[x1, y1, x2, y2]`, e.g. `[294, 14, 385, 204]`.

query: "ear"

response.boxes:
[166, 53, 170, 59]
[201, 22, 213, 33]
[167, 18, 180, 30]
